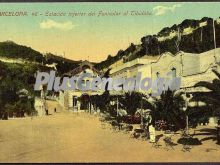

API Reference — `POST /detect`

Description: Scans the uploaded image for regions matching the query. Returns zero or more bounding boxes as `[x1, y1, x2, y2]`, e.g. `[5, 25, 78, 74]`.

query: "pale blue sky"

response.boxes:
[0, 2, 220, 62]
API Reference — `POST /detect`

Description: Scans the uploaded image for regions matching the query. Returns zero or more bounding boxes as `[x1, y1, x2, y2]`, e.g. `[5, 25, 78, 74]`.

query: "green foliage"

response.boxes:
[0, 41, 80, 75]
[95, 17, 220, 70]
[0, 41, 82, 115]
[153, 90, 186, 130]
[90, 69, 111, 113]
[0, 62, 38, 115]
[191, 69, 220, 120]
[44, 53, 80, 75]
[91, 91, 111, 113]
[4, 99, 36, 115]
[94, 44, 136, 70]
[118, 92, 152, 115]
[0, 41, 43, 63]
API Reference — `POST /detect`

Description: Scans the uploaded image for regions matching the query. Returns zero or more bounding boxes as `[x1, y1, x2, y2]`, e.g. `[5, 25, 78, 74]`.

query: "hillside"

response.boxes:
[0, 41, 43, 63]
[0, 41, 80, 75]
[0, 41, 83, 114]
[1, 17, 220, 73]
[95, 17, 220, 70]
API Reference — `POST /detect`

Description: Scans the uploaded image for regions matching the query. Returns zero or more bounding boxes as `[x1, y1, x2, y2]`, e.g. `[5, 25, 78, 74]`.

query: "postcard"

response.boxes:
[0, 1, 220, 163]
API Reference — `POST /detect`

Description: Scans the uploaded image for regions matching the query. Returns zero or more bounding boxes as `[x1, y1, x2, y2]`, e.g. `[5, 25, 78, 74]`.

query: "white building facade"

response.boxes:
[58, 48, 220, 113]
[109, 48, 220, 104]
[58, 60, 102, 111]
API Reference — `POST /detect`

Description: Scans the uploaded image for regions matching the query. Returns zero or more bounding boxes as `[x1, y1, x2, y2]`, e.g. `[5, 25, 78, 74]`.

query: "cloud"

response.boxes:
[40, 19, 76, 31]
[153, 4, 182, 16]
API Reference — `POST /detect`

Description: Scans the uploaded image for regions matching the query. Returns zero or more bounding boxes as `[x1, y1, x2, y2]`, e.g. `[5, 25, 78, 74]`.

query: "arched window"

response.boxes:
[73, 96, 77, 107]
[171, 67, 176, 77]
[82, 80, 85, 85]
[156, 72, 160, 78]
[82, 65, 90, 71]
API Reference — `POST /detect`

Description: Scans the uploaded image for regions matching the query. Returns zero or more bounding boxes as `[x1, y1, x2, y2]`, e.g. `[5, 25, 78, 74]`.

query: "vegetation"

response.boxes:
[1, 17, 220, 122]
[188, 68, 220, 125]
[0, 41, 90, 117]
[95, 44, 136, 71]
[43, 53, 80, 75]
[153, 90, 186, 131]
[90, 91, 111, 113]
[0, 62, 46, 117]
[0, 41, 43, 63]
[90, 69, 112, 113]
[118, 92, 152, 115]
[92, 89, 187, 131]
[0, 41, 80, 75]
[95, 17, 220, 70]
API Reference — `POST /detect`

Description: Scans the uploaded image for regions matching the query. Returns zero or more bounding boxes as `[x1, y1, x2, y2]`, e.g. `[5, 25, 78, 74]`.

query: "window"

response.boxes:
[171, 67, 176, 77]
[73, 96, 77, 107]
[156, 72, 160, 78]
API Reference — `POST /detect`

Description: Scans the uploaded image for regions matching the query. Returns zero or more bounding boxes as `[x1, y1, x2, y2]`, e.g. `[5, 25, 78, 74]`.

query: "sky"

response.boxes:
[0, 2, 220, 62]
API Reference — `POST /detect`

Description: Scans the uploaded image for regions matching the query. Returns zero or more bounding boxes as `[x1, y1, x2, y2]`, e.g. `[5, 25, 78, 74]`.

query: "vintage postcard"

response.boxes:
[0, 1, 220, 163]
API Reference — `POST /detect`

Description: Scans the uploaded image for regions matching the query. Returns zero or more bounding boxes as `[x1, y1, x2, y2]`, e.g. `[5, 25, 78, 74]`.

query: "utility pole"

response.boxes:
[116, 97, 119, 117]
[141, 98, 143, 125]
[184, 88, 189, 135]
[175, 27, 182, 52]
[213, 18, 217, 63]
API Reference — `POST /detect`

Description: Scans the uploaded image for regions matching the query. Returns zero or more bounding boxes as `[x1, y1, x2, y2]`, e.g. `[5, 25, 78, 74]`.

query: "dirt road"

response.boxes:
[0, 101, 220, 163]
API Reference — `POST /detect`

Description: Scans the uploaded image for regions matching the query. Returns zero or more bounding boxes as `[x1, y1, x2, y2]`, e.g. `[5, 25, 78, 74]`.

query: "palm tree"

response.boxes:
[153, 89, 186, 130]
[118, 92, 153, 116]
[190, 68, 220, 117]
[90, 68, 111, 113]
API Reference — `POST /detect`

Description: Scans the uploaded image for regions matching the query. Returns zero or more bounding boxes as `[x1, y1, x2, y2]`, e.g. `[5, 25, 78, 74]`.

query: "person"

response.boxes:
[147, 113, 156, 143]
[54, 108, 57, 113]
[45, 108, 49, 115]
[144, 112, 152, 140]
[2, 112, 8, 120]
[149, 124, 156, 143]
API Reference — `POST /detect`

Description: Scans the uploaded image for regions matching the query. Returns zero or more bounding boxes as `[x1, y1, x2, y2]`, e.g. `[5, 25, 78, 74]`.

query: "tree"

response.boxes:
[0, 62, 38, 116]
[153, 89, 186, 130]
[118, 92, 153, 115]
[90, 69, 111, 113]
[191, 69, 220, 118]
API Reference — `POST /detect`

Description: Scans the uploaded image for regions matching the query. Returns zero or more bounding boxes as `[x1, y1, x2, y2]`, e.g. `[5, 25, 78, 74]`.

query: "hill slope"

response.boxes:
[95, 17, 220, 70]
[0, 41, 80, 75]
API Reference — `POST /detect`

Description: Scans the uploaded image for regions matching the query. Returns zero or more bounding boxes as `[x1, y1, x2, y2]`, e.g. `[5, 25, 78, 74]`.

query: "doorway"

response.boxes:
[80, 94, 90, 110]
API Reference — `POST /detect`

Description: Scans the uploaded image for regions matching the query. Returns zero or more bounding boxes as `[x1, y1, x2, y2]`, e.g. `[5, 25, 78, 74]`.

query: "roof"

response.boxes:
[63, 60, 102, 77]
